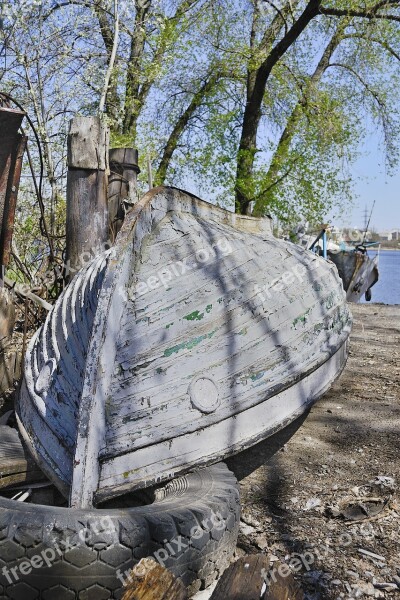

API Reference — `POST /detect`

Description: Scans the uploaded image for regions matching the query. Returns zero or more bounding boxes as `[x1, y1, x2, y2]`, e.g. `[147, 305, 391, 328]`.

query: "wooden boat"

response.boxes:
[327, 247, 379, 302]
[16, 187, 352, 508]
[306, 229, 379, 303]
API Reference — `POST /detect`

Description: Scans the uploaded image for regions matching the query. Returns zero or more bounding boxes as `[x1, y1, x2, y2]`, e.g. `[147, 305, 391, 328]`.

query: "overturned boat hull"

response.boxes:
[17, 187, 352, 507]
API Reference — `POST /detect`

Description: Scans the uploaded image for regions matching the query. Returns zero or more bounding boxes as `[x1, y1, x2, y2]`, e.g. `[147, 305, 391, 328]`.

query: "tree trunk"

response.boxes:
[122, 0, 151, 138]
[235, 0, 321, 214]
[252, 21, 347, 216]
[94, 0, 121, 129]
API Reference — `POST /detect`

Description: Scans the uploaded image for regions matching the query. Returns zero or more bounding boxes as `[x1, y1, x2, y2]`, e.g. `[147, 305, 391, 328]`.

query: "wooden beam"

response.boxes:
[263, 565, 304, 600]
[65, 116, 110, 281]
[210, 555, 304, 600]
[121, 558, 188, 600]
[210, 555, 270, 600]
[108, 147, 140, 241]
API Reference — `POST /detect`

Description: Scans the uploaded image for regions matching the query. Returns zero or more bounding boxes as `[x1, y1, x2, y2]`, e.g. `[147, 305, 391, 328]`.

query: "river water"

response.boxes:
[361, 249, 400, 305]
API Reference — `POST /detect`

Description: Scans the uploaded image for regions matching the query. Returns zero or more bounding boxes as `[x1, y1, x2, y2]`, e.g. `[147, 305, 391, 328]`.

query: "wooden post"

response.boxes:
[0, 107, 27, 270]
[108, 147, 140, 241]
[0, 135, 27, 269]
[66, 116, 110, 282]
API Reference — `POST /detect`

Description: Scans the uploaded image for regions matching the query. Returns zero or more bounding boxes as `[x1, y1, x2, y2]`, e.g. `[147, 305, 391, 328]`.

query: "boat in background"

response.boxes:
[307, 203, 380, 303]
[327, 245, 379, 302]
[307, 228, 379, 303]
[17, 187, 352, 508]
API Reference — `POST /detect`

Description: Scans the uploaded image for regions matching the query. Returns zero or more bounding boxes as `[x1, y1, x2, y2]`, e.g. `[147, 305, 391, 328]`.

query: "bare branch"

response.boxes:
[320, 3, 400, 23]
[329, 62, 385, 107]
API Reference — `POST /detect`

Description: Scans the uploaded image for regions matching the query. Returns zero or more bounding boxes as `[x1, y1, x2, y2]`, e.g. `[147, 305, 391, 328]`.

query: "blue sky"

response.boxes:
[337, 137, 400, 233]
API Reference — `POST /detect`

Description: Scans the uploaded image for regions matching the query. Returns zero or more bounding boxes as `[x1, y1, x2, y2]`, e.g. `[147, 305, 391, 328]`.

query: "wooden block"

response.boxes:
[121, 558, 188, 600]
[211, 555, 270, 600]
[263, 562, 304, 600]
[210, 555, 304, 600]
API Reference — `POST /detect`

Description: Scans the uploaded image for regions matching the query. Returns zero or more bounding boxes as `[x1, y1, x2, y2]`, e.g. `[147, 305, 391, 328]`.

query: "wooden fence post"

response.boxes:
[108, 147, 140, 241]
[0, 107, 27, 270]
[66, 116, 110, 282]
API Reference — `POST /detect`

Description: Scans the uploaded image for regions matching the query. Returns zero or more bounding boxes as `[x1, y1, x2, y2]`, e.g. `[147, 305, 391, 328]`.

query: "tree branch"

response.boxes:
[344, 33, 400, 62]
[99, 0, 119, 114]
[155, 74, 221, 184]
[320, 3, 400, 23]
[329, 62, 385, 108]
[43, 0, 133, 36]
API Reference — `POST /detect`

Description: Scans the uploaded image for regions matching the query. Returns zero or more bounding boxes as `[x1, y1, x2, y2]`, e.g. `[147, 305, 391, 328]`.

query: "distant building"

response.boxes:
[379, 230, 400, 241]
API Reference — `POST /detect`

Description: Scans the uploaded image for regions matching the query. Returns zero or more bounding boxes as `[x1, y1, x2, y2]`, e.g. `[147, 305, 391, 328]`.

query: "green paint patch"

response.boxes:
[239, 327, 248, 336]
[250, 371, 265, 381]
[205, 304, 213, 313]
[123, 471, 130, 479]
[292, 308, 311, 329]
[217, 297, 223, 304]
[183, 310, 204, 321]
[325, 292, 336, 310]
[313, 323, 323, 334]
[164, 329, 217, 357]
[165, 322, 174, 329]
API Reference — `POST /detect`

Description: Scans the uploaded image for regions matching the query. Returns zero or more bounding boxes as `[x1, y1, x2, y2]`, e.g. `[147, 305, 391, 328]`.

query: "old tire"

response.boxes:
[0, 463, 240, 599]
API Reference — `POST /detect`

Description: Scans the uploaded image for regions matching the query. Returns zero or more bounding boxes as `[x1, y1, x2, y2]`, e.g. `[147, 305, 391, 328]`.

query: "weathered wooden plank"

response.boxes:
[121, 558, 188, 600]
[102, 317, 348, 458]
[97, 342, 347, 500]
[263, 567, 304, 600]
[0, 426, 46, 489]
[210, 555, 304, 600]
[17, 255, 108, 495]
[210, 555, 270, 600]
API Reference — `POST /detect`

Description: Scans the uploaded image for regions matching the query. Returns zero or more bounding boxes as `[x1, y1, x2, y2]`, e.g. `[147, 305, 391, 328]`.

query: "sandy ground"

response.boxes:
[224, 303, 400, 599]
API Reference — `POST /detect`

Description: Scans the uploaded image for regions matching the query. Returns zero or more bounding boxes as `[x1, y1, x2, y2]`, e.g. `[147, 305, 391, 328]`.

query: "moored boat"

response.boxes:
[17, 186, 352, 508]
[327, 246, 379, 302]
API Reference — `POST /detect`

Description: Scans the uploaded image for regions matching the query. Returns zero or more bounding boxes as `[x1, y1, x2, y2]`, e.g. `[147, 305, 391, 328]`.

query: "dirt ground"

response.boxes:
[225, 303, 400, 599]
